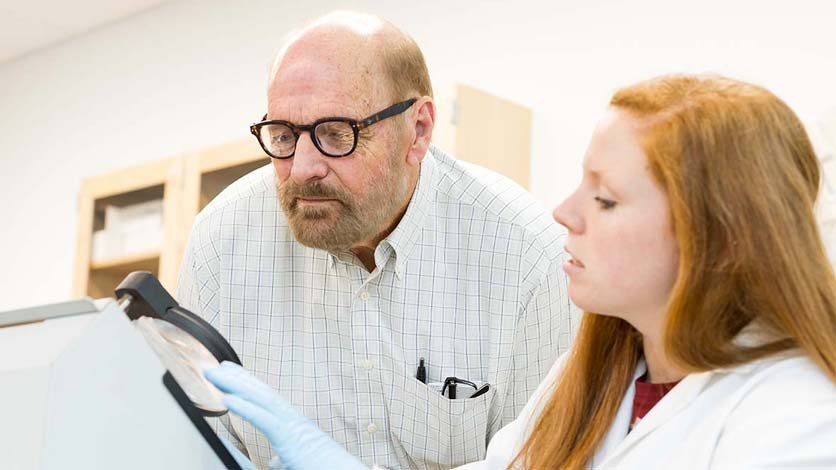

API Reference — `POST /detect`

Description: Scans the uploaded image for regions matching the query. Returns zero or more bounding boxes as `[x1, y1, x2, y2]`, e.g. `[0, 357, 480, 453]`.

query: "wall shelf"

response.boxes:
[73, 139, 266, 299]
[89, 251, 161, 271]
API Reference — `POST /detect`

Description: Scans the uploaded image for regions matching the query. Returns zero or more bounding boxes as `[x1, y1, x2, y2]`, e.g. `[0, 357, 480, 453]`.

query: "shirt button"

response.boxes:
[361, 359, 374, 370]
[367, 423, 378, 434]
[359, 291, 370, 301]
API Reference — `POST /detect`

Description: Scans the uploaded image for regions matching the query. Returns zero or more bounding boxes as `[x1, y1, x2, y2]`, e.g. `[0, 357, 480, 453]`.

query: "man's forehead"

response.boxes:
[266, 94, 373, 122]
[272, 51, 370, 84]
[266, 87, 377, 124]
[266, 54, 385, 119]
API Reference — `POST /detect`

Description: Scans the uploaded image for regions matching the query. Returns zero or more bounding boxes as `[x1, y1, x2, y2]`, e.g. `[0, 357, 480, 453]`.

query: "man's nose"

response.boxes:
[289, 132, 329, 184]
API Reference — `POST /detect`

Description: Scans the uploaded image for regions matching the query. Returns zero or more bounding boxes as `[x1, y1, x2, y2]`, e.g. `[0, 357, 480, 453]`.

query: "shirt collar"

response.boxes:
[325, 146, 437, 277]
[382, 146, 437, 278]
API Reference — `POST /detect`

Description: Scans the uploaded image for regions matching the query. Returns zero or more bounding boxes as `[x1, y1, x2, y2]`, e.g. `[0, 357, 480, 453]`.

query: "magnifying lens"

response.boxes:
[115, 271, 241, 416]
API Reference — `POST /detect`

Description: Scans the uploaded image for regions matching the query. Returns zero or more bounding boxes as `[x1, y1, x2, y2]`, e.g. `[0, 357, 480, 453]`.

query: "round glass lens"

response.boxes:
[261, 123, 297, 157]
[315, 121, 355, 156]
[134, 316, 226, 415]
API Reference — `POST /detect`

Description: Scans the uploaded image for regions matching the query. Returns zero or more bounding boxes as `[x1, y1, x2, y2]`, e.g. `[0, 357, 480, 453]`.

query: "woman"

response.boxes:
[206, 74, 836, 469]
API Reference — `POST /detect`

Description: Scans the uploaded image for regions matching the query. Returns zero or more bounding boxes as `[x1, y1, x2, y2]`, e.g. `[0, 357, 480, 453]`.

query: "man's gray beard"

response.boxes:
[277, 161, 410, 252]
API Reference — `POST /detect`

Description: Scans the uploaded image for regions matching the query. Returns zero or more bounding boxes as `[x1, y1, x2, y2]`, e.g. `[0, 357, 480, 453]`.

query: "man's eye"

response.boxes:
[271, 132, 292, 143]
[325, 130, 352, 142]
[594, 197, 617, 210]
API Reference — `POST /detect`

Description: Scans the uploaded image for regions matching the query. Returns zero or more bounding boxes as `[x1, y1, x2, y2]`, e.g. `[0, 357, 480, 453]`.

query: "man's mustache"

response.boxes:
[281, 181, 348, 205]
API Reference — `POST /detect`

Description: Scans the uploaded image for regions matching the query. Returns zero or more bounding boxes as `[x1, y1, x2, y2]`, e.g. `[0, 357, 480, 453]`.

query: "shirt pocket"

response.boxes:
[386, 374, 495, 469]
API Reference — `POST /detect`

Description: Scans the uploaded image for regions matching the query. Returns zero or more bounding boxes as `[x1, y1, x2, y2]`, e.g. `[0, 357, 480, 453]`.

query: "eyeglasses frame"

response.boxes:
[250, 98, 418, 159]
[440, 376, 477, 397]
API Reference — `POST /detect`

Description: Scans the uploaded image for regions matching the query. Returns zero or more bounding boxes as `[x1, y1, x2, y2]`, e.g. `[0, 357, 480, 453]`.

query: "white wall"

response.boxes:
[1, 0, 835, 310]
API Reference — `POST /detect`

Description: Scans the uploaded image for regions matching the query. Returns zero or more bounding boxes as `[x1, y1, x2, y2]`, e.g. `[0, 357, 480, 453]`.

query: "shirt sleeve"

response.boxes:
[176, 216, 222, 330]
[491, 257, 576, 440]
[176, 216, 241, 449]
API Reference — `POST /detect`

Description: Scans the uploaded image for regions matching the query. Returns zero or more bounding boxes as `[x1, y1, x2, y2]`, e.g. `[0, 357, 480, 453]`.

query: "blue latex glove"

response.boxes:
[205, 361, 368, 470]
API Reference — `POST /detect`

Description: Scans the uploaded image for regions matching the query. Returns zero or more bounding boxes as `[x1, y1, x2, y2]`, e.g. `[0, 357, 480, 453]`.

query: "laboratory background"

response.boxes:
[1, 0, 835, 312]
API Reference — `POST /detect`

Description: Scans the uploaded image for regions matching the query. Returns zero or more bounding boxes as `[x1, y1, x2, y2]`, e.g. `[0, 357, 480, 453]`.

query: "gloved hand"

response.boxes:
[205, 361, 368, 470]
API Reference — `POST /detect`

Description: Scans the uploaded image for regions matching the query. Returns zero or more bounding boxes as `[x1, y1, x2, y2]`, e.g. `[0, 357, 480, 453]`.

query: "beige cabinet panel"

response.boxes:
[434, 84, 531, 189]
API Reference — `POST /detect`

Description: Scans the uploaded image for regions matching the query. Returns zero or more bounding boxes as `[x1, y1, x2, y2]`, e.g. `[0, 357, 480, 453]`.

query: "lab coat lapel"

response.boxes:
[595, 368, 716, 467]
[590, 361, 646, 467]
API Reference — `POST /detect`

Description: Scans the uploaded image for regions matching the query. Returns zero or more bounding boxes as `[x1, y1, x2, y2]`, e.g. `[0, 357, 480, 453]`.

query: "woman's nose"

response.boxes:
[553, 197, 583, 234]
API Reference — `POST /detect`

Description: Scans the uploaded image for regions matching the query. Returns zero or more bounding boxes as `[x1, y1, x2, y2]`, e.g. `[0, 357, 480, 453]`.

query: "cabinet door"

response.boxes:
[434, 84, 531, 189]
[73, 159, 178, 298]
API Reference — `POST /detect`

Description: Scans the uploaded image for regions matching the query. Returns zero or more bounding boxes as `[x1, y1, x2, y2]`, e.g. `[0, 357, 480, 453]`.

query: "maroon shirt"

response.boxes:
[629, 373, 680, 431]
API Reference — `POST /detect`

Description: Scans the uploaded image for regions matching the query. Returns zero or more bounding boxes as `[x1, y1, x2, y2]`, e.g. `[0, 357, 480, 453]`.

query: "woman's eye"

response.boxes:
[595, 196, 617, 210]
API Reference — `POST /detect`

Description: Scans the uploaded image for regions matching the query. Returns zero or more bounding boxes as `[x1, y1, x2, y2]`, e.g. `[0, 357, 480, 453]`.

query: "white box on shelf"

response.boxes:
[119, 224, 164, 257]
[100, 199, 164, 260]
[91, 230, 114, 263]
[105, 199, 163, 232]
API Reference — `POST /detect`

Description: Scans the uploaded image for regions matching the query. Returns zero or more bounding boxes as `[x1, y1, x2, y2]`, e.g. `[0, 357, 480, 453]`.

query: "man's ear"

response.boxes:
[406, 97, 435, 166]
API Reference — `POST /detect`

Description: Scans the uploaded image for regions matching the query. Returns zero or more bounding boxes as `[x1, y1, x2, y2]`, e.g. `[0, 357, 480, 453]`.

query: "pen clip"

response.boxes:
[469, 382, 491, 399]
[441, 376, 479, 399]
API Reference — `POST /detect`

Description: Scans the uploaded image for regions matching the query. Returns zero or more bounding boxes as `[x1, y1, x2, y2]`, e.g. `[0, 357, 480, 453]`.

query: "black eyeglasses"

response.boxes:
[250, 98, 417, 159]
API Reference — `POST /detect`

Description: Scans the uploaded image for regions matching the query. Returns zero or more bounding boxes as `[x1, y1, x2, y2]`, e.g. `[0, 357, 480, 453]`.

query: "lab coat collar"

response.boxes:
[594, 360, 716, 467]
[590, 359, 647, 467]
[594, 321, 781, 467]
[712, 322, 789, 375]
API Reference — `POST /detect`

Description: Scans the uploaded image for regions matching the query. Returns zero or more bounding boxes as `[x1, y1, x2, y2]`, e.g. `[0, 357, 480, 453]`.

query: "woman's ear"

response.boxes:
[406, 97, 435, 166]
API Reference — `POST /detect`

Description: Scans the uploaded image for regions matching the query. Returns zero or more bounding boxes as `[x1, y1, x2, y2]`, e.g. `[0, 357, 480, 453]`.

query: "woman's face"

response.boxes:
[553, 109, 679, 333]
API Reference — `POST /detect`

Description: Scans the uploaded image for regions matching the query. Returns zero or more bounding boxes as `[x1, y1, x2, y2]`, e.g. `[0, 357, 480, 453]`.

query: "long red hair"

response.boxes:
[513, 75, 836, 469]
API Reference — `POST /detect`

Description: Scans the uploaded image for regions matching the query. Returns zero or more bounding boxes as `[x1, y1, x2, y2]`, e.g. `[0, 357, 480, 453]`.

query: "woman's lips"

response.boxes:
[563, 249, 585, 275]
[568, 258, 585, 268]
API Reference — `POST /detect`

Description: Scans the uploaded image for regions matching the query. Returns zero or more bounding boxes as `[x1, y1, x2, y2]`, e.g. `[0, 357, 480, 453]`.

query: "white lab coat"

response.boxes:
[458, 349, 836, 469]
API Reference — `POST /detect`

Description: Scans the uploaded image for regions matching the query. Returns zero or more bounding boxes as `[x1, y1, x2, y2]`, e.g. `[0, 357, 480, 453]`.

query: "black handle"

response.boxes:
[115, 271, 177, 320]
[115, 271, 242, 365]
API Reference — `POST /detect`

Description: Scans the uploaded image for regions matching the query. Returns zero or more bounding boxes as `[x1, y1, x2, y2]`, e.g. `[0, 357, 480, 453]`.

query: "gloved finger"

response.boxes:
[205, 363, 288, 412]
[223, 393, 337, 461]
[267, 455, 283, 470]
[203, 362, 275, 401]
[223, 393, 289, 445]
[225, 395, 368, 470]
[204, 362, 253, 392]
[218, 434, 256, 470]
[208, 362, 280, 402]
[204, 363, 247, 394]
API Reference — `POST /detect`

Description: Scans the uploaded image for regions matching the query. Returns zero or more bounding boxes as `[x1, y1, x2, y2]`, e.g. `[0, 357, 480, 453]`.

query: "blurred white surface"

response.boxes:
[0, 298, 229, 469]
[0, 0, 174, 63]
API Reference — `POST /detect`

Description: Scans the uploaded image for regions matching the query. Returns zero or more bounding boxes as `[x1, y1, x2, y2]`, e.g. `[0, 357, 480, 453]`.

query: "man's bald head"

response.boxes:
[269, 11, 432, 105]
[263, 12, 437, 256]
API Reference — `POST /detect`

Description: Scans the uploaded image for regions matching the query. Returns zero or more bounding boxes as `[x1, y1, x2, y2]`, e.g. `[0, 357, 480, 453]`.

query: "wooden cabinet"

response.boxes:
[72, 140, 266, 299]
[72, 85, 532, 299]
[434, 84, 532, 189]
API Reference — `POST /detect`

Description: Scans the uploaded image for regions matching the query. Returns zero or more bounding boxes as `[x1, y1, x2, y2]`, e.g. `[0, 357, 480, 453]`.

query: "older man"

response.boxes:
[179, 11, 573, 470]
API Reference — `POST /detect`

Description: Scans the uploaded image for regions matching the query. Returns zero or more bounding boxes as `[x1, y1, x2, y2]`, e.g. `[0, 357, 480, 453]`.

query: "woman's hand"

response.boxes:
[205, 361, 368, 470]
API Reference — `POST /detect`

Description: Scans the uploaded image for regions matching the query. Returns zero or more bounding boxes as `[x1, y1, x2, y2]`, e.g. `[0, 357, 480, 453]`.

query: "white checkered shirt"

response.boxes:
[177, 146, 574, 469]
